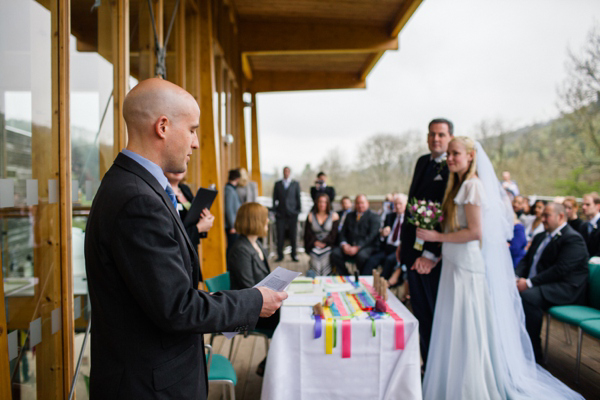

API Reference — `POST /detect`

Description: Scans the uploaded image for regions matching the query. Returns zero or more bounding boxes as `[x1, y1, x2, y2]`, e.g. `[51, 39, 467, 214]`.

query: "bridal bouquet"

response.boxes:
[406, 199, 443, 250]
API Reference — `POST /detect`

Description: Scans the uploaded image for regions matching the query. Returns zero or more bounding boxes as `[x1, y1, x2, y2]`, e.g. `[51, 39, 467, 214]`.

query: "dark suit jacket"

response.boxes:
[339, 209, 380, 249]
[273, 180, 301, 217]
[310, 185, 336, 203]
[85, 154, 263, 399]
[227, 235, 271, 290]
[516, 224, 589, 304]
[400, 154, 449, 264]
[579, 219, 600, 258]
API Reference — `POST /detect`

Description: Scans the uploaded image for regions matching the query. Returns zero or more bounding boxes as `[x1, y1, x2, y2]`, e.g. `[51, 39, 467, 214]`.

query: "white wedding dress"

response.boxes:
[423, 143, 583, 400]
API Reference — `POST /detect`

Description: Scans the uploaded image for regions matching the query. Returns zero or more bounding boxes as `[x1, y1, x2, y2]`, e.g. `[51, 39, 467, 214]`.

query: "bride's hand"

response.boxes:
[416, 228, 439, 242]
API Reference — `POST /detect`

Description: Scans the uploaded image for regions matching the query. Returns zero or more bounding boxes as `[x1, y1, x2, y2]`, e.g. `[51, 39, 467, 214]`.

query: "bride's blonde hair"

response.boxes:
[441, 136, 477, 232]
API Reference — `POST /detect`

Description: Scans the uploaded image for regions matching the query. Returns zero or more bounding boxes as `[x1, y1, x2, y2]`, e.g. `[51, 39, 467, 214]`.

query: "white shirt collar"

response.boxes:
[549, 222, 567, 238]
[430, 152, 447, 163]
[590, 212, 600, 226]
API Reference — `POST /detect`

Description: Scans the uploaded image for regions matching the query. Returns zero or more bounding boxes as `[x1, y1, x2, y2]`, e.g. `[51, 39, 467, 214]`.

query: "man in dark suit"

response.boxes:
[579, 192, 600, 258]
[516, 202, 589, 363]
[85, 78, 287, 399]
[225, 169, 242, 247]
[310, 171, 336, 203]
[362, 194, 406, 279]
[273, 166, 302, 261]
[399, 118, 452, 366]
[331, 194, 381, 275]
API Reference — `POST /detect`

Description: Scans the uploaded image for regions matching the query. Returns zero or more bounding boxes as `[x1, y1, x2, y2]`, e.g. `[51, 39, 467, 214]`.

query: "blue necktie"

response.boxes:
[529, 233, 552, 278]
[165, 185, 178, 209]
[588, 222, 594, 235]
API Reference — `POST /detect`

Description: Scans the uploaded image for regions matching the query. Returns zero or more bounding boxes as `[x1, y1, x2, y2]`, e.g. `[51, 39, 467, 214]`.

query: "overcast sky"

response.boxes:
[255, 0, 599, 176]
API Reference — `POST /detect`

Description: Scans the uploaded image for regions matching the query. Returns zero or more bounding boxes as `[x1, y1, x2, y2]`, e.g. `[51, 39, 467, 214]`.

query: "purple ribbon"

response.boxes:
[314, 315, 322, 339]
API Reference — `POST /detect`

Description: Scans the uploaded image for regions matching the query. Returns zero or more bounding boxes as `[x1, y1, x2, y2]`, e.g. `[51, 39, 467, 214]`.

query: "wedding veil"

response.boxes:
[475, 141, 583, 399]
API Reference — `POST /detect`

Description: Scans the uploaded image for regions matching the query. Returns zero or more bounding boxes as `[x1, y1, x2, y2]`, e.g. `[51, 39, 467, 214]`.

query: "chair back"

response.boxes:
[205, 271, 230, 292]
[589, 262, 600, 309]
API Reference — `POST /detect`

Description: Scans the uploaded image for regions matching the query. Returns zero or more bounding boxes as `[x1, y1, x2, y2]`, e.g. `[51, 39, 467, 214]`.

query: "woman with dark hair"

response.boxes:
[304, 193, 339, 276]
[523, 199, 546, 245]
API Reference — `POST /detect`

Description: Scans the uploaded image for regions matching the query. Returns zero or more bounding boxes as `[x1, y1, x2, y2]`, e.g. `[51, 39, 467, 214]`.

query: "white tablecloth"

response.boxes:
[261, 277, 422, 400]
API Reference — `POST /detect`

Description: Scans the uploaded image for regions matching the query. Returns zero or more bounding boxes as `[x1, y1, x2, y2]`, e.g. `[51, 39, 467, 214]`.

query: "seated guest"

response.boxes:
[165, 171, 214, 248]
[564, 196, 584, 232]
[337, 196, 353, 234]
[331, 194, 380, 275]
[362, 194, 407, 279]
[580, 192, 600, 258]
[523, 199, 546, 245]
[236, 167, 259, 203]
[227, 202, 278, 376]
[304, 193, 340, 276]
[310, 171, 336, 203]
[516, 203, 589, 363]
[509, 212, 527, 267]
[225, 169, 242, 246]
[513, 195, 525, 217]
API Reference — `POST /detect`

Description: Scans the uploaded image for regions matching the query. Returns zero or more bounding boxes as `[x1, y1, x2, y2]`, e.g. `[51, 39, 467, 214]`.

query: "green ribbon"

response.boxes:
[333, 319, 337, 348]
[371, 318, 376, 337]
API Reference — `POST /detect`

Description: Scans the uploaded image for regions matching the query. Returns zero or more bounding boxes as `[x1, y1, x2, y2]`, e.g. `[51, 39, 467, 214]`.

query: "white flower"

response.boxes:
[426, 210, 433, 217]
[424, 217, 431, 224]
[418, 206, 426, 214]
[415, 221, 420, 226]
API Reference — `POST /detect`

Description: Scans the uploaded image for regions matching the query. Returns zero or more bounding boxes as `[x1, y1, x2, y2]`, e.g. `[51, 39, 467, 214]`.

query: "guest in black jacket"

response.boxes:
[227, 202, 279, 376]
[165, 171, 214, 248]
[516, 202, 589, 363]
[579, 192, 600, 258]
[310, 171, 336, 203]
[563, 196, 584, 233]
[272, 166, 302, 261]
[331, 194, 380, 275]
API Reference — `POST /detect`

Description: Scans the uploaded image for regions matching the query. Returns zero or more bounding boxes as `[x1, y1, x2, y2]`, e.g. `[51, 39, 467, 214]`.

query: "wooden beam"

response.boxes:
[185, 4, 201, 192]
[250, 93, 262, 196]
[390, 0, 423, 37]
[199, 0, 227, 279]
[239, 21, 398, 55]
[360, 51, 385, 82]
[248, 71, 365, 93]
[112, 0, 129, 155]
[57, 0, 74, 396]
[174, 0, 186, 86]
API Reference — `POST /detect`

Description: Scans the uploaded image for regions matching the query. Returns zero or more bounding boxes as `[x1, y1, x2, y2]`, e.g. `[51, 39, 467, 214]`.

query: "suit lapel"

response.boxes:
[114, 154, 201, 283]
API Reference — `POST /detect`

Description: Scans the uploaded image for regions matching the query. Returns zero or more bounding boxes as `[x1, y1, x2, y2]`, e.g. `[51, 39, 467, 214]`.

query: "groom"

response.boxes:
[399, 118, 453, 366]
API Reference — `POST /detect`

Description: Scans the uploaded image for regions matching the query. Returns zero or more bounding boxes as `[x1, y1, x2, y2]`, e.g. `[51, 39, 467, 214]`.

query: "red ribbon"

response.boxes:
[342, 319, 352, 358]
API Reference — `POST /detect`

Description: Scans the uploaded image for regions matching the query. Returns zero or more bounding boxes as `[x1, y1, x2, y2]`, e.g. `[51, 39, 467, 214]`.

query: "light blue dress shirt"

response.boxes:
[121, 149, 169, 190]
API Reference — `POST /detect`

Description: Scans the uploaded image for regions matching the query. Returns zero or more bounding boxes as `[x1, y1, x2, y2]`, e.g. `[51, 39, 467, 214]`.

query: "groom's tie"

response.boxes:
[529, 233, 552, 278]
[165, 185, 178, 210]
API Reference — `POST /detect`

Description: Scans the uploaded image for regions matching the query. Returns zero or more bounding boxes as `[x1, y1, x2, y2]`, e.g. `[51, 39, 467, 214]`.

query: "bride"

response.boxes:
[416, 136, 582, 399]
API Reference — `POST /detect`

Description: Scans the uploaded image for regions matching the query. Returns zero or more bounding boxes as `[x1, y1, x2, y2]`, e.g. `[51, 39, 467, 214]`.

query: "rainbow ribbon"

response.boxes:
[360, 278, 405, 350]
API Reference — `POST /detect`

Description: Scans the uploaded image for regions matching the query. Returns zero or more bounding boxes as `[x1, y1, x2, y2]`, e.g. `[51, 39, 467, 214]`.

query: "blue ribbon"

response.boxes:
[314, 315, 322, 339]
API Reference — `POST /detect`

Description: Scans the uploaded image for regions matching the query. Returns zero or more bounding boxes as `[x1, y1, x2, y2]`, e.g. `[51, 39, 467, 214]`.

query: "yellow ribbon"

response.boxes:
[325, 318, 334, 354]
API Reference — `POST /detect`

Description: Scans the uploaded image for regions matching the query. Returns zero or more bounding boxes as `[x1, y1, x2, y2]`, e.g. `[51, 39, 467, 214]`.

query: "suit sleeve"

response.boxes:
[225, 188, 236, 230]
[329, 187, 336, 202]
[296, 183, 302, 214]
[227, 244, 257, 289]
[358, 214, 381, 248]
[310, 187, 317, 201]
[339, 215, 350, 245]
[272, 183, 278, 210]
[530, 234, 589, 286]
[111, 194, 262, 334]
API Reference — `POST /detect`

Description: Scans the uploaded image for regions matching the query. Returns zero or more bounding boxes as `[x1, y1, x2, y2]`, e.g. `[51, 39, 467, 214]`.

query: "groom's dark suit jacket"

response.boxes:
[516, 224, 588, 304]
[85, 154, 263, 399]
[400, 154, 449, 265]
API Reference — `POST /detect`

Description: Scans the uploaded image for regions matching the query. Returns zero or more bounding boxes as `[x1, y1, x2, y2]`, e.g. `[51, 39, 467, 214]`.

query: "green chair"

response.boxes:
[545, 261, 600, 381]
[205, 344, 237, 400]
[576, 318, 600, 383]
[205, 271, 231, 292]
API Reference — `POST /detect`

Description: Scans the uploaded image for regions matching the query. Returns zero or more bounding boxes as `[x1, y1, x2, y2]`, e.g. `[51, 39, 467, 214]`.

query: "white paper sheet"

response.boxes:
[223, 267, 301, 339]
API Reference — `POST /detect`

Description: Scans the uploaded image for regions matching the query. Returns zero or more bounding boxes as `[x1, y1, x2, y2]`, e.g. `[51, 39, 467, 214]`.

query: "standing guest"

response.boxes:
[165, 171, 214, 248]
[84, 78, 286, 399]
[236, 167, 259, 204]
[304, 193, 340, 276]
[331, 194, 380, 275]
[516, 203, 589, 363]
[580, 192, 600, 258]
[273, 166, 301, 262]
[509, 212, 527, 267]
[363, 194, 407, 279]
[380, 193, 395, 225]
[227, 202, 279, 376]
[225, 169, 242, 246]
[501, 170, 520, 197]
[337, 196, 353, 233]
[564, 196, 584, 232]
[399, 118, 452, 366]
[523, 200, 546, 244]
[310, 171, 336, 203]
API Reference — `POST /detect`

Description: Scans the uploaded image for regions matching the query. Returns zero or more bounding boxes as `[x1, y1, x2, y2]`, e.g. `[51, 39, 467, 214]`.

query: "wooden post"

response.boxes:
[250, 92, 263, 196]
[97, 3, 114, 178]
[57, 0, 74, 395]
[237, 89, 248, 171]
[0, 251, 9, 400]
[174, 0, 186, 87]
[112, 0, 129, 155]
[199, 0, 227, 279]
[184, 4, 201, 190]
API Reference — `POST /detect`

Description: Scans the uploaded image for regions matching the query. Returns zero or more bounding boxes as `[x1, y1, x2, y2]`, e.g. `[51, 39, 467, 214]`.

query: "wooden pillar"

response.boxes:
[237, 90, 248, 171]
[57, 0, 74, 395]
[251, 93, 263, 195]
[199, 0, 226, 279]
[0, 252, 8, 400]
[112, 0, 129, 155]
[185, 5, 201, 190]
[97, 3, 114, 177]
[174, 0, 186, 87]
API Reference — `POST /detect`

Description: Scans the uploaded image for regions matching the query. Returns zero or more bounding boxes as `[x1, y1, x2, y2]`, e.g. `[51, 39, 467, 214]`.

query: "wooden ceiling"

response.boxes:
[234, 0, 423, 92]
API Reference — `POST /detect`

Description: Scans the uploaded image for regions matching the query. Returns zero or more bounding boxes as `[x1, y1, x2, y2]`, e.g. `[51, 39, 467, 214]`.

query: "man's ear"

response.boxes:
[154, 116, 169, 139]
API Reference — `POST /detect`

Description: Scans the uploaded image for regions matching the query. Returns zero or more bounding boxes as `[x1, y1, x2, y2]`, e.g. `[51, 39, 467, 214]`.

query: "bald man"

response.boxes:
[85, 78, 287, 399]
